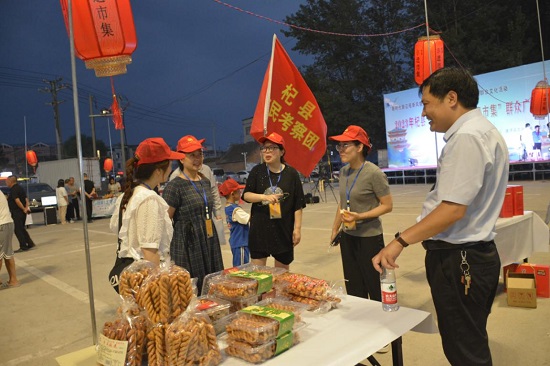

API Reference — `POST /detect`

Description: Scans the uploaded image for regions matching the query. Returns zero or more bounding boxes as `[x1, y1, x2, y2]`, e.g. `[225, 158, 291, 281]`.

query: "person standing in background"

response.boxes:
[56, 179, 69, 224]
[6, 176, 36, 252]
[0, 190, 20, 289]
[169, 163, 226, 245]
[242, 132, 306, 270]
[163, 135, 224, 292]
[373, 68, 508, 366]
[107, 177, 121, 195]
[66, 177, 80, 221]
[329, 125, 393, 303]
[82, 173, 96, 223]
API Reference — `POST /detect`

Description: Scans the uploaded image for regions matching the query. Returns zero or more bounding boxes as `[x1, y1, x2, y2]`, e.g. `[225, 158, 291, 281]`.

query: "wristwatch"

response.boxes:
[394, 232, 409, 248]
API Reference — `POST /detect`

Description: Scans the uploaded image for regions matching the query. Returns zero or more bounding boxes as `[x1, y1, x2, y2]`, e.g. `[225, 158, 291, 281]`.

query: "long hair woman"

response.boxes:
[110, 138, 184, 266]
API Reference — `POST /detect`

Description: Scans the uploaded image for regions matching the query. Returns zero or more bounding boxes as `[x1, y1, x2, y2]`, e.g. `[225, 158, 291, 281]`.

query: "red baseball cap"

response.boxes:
[218, 178, 245, 196]
[329, 125, 372, 149]
[135, 138, 185, 166]
[177, 135, 206, 153]
[257, 132, 285, 148]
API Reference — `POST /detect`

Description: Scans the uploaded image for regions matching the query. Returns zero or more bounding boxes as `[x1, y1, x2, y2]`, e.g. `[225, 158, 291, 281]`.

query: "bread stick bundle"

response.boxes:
[102, 298, 148, 366]
[146, 323, 169, 366]
[165, 304, 222, 366]
[119, 260, 156, 303]
[137, 262, 195, 324]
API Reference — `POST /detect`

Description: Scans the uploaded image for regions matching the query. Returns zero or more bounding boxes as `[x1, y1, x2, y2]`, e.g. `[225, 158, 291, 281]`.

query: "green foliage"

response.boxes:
[63, 134, 107, 159]
[283, 0, 547, 149]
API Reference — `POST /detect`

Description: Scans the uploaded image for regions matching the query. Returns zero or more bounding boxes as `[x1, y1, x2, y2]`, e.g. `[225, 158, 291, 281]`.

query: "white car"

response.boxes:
[225, 171, 241, 182]
[236, 170, 250, 184]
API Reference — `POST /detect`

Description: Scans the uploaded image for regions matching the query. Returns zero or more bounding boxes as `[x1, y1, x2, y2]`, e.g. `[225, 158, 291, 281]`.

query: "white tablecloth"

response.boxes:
[495, 211, 549, 266]
[222, 295, 435, 366]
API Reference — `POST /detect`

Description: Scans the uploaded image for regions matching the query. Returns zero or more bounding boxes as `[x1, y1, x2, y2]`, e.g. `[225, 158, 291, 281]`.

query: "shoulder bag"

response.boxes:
[108, 200, 135, 293]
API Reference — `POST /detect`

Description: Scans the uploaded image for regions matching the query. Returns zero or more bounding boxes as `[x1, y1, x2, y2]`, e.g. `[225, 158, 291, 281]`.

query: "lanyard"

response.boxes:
[139, 181, 153, 190]
[266, 164, 282, 193]
[345, 162, 365, 209]
[182, 172, 210, 219]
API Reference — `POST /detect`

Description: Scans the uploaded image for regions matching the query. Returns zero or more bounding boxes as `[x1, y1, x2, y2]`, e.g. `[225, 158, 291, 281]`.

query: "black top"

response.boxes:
[7, 183, 26, 213]
[84, 179, 94, 194]
[243, 163, 306, 255]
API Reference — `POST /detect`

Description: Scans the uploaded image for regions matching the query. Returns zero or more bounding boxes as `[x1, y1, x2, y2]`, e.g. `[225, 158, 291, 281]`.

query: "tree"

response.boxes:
[283, 0, 548, 150]
[63, 134, 107, 159]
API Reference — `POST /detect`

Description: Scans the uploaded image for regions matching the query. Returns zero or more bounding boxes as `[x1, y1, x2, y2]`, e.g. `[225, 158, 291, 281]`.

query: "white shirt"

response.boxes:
[419, 108, 509, 243]
[56, 187, 68, 207]
[110, 186, 173, 260]
[0, 193, 13, 226]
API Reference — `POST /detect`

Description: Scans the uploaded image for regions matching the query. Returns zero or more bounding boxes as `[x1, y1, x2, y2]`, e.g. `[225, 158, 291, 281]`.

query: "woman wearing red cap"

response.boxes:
[329, 125, 393, 302]
[109, 138, 185, 292]
[242, 132, 306, 270]
[163, 135, 224, 292]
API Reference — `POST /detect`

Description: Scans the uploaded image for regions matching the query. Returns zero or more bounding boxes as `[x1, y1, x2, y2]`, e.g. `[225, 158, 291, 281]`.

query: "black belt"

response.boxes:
[422, 239, 493, 251]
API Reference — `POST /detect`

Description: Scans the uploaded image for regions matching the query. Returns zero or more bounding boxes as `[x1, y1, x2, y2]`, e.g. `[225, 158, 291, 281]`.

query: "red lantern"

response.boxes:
[26, 150, 38, 167]
[530, 80, 550, 120]
[414, 35, 444, 85]
[103, 158, 114, 173]
[60, 0, 138, 77]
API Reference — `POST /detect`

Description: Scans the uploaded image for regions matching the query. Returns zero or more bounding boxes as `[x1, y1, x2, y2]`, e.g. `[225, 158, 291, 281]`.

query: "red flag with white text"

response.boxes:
[250, 35, 327, 177]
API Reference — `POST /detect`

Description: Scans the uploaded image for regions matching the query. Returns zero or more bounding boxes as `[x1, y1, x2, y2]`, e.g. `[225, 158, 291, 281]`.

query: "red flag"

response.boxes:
[111, 77, 124, 130]
[251, 35, 327, 177]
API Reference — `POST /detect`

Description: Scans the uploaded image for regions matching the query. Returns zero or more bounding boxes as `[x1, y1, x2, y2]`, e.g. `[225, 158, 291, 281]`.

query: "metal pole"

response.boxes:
[90, 95, 96, 158]
[120, 114, 126, 168]
[423, 0, 439, 159]
[67, 0, 98, 345]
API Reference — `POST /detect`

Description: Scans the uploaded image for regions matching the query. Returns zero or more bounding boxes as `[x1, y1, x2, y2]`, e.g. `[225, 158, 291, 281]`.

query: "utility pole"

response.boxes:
[40, 78, 67, 160]
[242, 152, 248, 170]
[90, 95, 96, 158]
[212, 124, 217, 158]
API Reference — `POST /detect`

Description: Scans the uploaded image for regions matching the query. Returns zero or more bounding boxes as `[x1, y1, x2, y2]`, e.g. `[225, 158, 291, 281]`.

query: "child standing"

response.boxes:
[219, 178, 250, 266]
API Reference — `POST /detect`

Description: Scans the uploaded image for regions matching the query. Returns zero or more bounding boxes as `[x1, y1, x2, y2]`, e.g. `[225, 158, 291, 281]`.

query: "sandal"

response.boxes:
[0, 282, 20, 290]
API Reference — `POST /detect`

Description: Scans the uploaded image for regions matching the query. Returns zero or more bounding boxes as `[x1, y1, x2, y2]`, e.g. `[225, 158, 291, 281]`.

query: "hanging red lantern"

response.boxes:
[103, 158, 114, 173]
[530, 80, 550, 119]
[414, 35, 444, 85]
[26, 150, 38, 167]
[60, 0, 138, 77]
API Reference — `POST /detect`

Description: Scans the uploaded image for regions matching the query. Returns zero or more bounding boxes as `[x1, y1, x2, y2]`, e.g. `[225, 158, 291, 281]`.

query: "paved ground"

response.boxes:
[1, 181, 549, 366]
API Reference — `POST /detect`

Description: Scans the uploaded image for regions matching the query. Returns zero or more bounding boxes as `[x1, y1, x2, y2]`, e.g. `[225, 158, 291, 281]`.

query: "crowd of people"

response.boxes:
[0, 67, 538, 365]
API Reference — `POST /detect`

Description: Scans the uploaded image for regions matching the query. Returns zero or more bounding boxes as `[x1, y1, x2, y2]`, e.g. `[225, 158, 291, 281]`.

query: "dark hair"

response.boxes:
[109, 177, 115, 183]
[351, 141, 371, 158]
[57, 179, 65, 188]
[419, 67, 479, 109]
[120, 158, 170, 212]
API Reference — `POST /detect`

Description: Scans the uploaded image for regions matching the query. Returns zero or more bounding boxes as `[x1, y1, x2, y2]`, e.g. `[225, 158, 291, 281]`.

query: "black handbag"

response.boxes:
[108, 200, 134, 293]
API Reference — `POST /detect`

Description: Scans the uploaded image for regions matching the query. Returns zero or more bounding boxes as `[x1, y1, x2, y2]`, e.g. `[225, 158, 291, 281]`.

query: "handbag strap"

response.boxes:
[116, 199, 124, 255]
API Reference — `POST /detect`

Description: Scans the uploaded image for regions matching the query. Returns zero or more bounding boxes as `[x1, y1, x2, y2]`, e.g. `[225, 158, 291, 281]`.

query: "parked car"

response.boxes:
[19, 182, 57, 212]
[211, 168, 226, 185]
[225, 171, 241, 182]
[236, 170, 250, 184]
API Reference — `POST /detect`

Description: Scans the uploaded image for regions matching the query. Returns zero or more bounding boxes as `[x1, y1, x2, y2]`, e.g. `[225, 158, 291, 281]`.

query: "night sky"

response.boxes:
[0, 0, 310, 152]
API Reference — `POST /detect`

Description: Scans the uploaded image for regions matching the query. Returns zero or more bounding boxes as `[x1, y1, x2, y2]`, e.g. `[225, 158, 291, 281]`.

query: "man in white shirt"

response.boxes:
[373, 68, 508, 366]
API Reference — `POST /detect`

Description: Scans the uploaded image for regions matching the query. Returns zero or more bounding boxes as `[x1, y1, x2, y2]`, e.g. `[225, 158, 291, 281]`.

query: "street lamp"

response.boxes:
[241, 152, 248, 170]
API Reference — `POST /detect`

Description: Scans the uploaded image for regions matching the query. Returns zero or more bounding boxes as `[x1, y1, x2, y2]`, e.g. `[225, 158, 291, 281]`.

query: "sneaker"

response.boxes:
[376, 344, 390, 354]
[69, 219, 74, 223]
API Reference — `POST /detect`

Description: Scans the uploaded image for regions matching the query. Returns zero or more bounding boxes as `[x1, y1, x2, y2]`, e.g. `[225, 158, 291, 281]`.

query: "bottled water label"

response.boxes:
[381, 282, 397, 304]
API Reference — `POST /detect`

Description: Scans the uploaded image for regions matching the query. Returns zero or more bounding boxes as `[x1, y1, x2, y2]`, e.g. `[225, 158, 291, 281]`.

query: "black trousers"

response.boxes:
[12, 210, 35, 249]
[85, 197, 93, 220]
[66, 201, 74, 221]
[425, 241, 500, 366]
[340, 233, 384, 301]
[71, 198, 80, 219]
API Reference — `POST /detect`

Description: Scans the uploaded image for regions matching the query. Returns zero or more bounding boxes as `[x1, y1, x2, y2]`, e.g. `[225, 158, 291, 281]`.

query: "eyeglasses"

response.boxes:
[186, 151, 204, 159]
[335, 143, 355, 152]
[260, 146, 280, 153]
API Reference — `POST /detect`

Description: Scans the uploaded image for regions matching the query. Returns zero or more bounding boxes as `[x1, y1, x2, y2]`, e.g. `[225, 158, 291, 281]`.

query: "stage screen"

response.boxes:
[383, 61, 550, 168]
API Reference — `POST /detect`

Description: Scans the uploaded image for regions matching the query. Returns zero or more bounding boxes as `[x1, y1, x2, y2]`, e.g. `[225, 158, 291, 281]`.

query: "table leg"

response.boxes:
[391, 337, 404, 366]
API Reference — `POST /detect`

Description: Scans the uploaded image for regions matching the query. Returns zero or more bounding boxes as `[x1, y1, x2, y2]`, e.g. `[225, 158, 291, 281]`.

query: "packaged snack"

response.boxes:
[237, 264, 288, 281]
[209, 276, 260, 300]
[100, 298, 148, 366]
[195, 295, 232, 322]
[255, 298, 309, 322]
[119, 260, 156, 303]
[225, 305, 298, 345]
[276, 272, 330, 301]
[223, 330, 301, 364]
[137, 262, 195, 324]
[165, 307, 222, 366]
[146, 323, 169, 366]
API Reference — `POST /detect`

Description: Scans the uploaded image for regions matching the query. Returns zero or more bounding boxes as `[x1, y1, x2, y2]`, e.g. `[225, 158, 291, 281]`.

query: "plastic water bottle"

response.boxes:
[381, 268, 399, 312]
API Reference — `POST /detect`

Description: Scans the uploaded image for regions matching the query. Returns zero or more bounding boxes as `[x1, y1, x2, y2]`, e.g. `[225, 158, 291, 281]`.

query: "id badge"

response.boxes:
[269, 202, 282, 219]
[205, 218, 214, 238]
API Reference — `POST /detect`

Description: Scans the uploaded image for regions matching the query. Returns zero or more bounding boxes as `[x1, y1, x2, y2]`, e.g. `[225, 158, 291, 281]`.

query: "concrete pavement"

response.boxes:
[1, 181, 549, 366]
